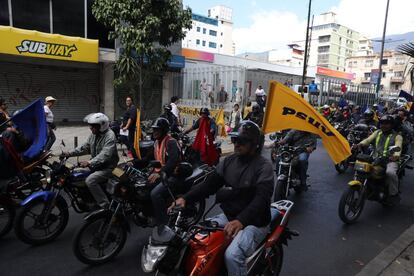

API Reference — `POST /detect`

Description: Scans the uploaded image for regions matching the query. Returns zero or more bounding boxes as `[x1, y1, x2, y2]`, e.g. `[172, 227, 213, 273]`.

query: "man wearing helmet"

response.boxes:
[62, 113, 119, 208]
[351, 106, 362, 124]
[149, 117, 181, 225]
[183, 107, 217, 138]
[172, 121, 274, 276]
[160, 104, 180, 133]
[244, 104, 264, 127]
[357, 115, 403, 204]
[359, 109, 378, 128]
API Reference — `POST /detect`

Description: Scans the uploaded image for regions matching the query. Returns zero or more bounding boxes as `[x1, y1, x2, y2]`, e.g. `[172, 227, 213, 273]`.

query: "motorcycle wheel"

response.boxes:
[335, 160, 349, 174]
[0, 202, 15, 238]
[273, 180, 287, 202]
[14, 195, 69, 245]
[338, 187, 365, 224]
[73, 214, 127, 265]
[256, 243, 284, 276]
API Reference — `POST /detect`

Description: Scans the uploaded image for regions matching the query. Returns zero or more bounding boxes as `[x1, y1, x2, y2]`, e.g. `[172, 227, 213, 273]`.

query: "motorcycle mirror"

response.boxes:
[149, 160, 162, 169]
[269, 133, 276, 141]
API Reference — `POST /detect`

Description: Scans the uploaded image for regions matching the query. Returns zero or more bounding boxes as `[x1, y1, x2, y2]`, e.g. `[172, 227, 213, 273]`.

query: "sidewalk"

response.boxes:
[357, 224, 414, 276]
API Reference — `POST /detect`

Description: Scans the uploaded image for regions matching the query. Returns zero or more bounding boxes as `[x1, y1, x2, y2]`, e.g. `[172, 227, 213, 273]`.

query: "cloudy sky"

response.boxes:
[183, 0, 414, 54]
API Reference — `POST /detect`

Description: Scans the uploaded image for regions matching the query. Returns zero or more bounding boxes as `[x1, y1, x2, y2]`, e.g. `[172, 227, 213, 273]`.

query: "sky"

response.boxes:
[183, 0, 414, 54]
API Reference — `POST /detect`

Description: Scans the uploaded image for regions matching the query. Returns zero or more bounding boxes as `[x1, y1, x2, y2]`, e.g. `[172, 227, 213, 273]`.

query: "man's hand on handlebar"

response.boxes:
[306, 146, 315, 153]
[168, 197, 186, 214]
[79, 160, 90, 168]
[148, 173, 161, 184]
[224, 220, 244, 238]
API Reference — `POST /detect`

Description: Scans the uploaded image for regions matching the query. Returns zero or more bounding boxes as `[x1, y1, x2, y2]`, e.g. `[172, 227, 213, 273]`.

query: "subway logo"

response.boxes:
[16, 40, 78, 58]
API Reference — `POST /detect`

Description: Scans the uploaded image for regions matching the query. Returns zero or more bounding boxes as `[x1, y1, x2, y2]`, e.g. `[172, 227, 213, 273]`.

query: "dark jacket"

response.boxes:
[184, 154, 274, 227]
[283, 129, 317, 149]
[0, 130, 31, 180]
[245, 111, 264, 127]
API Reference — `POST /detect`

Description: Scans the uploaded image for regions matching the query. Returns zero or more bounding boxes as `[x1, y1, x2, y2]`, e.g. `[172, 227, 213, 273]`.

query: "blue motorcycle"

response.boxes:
[13, 157, 108, 245]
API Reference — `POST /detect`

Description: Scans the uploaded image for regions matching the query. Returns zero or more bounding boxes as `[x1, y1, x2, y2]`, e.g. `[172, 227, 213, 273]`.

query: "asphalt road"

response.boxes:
[1, 141, 414, 276]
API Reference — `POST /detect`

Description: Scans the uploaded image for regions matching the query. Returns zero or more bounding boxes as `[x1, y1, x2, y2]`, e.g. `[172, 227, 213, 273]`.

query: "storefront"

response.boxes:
[0, 26, 105, 123]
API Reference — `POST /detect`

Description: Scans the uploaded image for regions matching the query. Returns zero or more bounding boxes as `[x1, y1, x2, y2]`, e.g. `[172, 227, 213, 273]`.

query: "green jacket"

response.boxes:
[69, 129, 119, 169]
[360, 129, 402, 158]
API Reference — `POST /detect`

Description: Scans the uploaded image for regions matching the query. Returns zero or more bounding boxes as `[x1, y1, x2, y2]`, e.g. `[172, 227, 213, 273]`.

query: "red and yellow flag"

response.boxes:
[262, 81, 351, 164]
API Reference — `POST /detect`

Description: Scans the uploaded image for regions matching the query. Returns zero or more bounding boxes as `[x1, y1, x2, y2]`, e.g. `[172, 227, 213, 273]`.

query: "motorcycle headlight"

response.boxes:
[45, 170, 52, 184]
[280, 152, 291, 163]
[141, 245, 168, 272]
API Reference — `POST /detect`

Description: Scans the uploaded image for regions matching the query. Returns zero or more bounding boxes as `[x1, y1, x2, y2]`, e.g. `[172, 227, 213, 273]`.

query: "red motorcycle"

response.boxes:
[141, 200, 297, 276]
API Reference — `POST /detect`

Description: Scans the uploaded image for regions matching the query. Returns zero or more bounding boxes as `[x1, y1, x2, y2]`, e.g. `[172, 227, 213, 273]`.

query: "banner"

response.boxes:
[262, 81, 351, 164]
[0, 26, 98, 63]
[11, 99, 48, 159]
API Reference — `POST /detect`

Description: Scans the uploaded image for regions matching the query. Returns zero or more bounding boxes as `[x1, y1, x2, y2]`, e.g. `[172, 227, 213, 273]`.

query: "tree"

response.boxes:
[397, 42, 414, 93]
[92, 0, 192, 109]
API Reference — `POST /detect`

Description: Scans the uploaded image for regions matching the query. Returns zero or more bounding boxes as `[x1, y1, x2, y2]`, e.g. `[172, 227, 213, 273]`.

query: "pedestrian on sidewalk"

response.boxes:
[44, 96, 57, 151]
[200, 79, 208, 107]
[255, 85, 266, 111]
[170, 96, 182, 127]
[121, 95, 137, 158]
[217, 85, 228, 109]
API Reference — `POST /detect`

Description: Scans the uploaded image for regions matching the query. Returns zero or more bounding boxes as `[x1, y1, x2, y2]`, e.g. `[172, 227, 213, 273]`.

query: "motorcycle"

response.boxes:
[0, 150, 52, 238]
[72, 161, 214, 265]
[141, 199, 298, 276]
[13, 156, 111, 245]
[273, 145, 310, 201]
[334, 123, 371, 173]
[338, 146, 412, 224]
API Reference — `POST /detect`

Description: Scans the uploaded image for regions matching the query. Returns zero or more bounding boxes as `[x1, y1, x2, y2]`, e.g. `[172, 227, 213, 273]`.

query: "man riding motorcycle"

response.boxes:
[394, 107, 413, 155]
[172, 121, 274, 276]
[62, 113, 119, 208]
[244, 104, 264, 127]
[359, 109, 377, 128]
[148, 117, 181, 225]
[160, 104, 180, 134]
[351, 105, 362, 124]
[278, 129, 317, 191]
[356, 115, 403, 204]
[183, 107, 217, 138]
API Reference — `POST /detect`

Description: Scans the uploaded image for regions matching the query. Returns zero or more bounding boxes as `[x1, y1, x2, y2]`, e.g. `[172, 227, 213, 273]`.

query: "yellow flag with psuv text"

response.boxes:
[262, 81, 351, 164]
[133, 108, 142, 159]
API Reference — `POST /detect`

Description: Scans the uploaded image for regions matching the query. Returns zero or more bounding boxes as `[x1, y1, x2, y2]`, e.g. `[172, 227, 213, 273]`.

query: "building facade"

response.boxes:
[346, 50, 411, 93]
[182, 5, 235, 56]
[308, 12, 360, 72]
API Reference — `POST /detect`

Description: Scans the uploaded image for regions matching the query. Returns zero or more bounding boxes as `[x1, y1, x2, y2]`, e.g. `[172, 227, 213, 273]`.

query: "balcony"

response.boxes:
[361, 78, 371, 83]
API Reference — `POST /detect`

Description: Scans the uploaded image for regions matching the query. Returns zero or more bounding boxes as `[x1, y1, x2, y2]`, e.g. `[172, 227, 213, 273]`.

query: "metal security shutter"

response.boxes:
[0, 61, 99, 122]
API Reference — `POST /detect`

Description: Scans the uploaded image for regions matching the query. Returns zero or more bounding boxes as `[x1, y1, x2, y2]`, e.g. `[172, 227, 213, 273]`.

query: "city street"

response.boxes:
[1, 140, 414, 276]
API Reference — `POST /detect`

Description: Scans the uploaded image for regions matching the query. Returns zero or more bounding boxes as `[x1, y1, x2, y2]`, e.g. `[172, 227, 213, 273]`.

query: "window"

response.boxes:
[221, 32, 223, 36]
[203, 28, 206, 34]
[394, 71, 403, 77]
[394, 57, 405, 65]
[13, 0, 50, 32]
[220, 44, 223, 48]
[318, 35, 330, 43]
[318, 46, 330, 53]
[365, 60, 373, 67]
[197, 26, 200, 32]
[364, 72, 371, 79]
[381, 59, 388, 65]
[382, 72, 386, 78]
[53, 0, 84, 37]
[209, 30, 217, 36]
[0, 0, 9, 25]
[196, 39, 200, 45]
[202, 40, 206, 46]
[348, 61, 353, 67]
[209, 42, 217, 48]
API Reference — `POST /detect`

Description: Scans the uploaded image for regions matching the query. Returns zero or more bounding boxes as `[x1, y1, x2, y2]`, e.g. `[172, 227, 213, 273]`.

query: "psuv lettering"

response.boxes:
[282, 107, 334, 137]
[16, 40, 77, 58]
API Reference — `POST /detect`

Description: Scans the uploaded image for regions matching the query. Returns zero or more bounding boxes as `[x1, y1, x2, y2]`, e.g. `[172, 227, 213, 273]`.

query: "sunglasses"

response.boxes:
[231, 136, 252, 145]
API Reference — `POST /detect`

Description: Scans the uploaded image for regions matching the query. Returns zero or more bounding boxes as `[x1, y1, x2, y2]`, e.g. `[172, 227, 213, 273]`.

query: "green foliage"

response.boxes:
[93, 0, 192, 84]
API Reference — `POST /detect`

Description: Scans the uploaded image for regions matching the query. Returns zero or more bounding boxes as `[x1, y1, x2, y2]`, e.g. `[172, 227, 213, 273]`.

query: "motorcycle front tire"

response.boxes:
[338, 187, 365, 224]
[14, 195, 69, 245]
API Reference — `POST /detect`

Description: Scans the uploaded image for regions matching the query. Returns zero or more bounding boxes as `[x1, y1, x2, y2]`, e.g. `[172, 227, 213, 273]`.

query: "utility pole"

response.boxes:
[301, 0, 312, 96]
[375, 0, 391, 96]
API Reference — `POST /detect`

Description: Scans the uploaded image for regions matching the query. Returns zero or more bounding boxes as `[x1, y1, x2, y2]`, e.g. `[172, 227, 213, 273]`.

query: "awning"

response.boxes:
[0, 26, 98, 63]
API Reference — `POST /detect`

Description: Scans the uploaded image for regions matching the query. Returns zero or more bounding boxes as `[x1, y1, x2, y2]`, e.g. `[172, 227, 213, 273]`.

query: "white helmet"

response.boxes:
[84, 113, 109, 132]
[323, 104, 329, 109]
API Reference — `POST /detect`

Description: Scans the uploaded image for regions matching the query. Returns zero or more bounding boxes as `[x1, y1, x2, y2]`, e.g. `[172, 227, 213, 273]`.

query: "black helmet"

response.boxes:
[379, 115, 394, 125]
[163, 104, 172, 111]
[252, 104, 260, 112]
[364, 109, 374, 118]
[229, 120, 263, 152]
[151, 117, 170, 133]
[200, 107, 210, 116]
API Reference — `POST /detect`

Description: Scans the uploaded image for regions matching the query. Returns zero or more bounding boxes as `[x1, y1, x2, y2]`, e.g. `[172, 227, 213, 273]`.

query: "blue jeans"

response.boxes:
[298, 152, 310, 186]
[210, 214, 269, 276]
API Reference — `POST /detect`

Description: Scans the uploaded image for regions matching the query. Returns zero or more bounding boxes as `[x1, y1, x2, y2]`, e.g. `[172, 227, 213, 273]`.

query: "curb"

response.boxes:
[357, 224, 414, 276]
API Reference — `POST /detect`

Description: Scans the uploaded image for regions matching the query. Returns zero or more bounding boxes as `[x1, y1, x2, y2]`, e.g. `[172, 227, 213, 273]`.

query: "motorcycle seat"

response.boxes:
[184, 168, 204, 183]
[356, 154, 373, 163]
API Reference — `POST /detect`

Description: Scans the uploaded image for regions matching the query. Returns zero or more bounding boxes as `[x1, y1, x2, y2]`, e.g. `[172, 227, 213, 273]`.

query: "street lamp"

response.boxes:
[375, 0, 391, 96]
[301, 0, 312, 96]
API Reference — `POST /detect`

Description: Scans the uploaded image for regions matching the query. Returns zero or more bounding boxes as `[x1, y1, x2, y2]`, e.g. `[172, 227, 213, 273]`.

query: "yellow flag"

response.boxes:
[262, 81, 351, 164]
[133, 108, 142, 159]
[215, 108, 227, 137]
